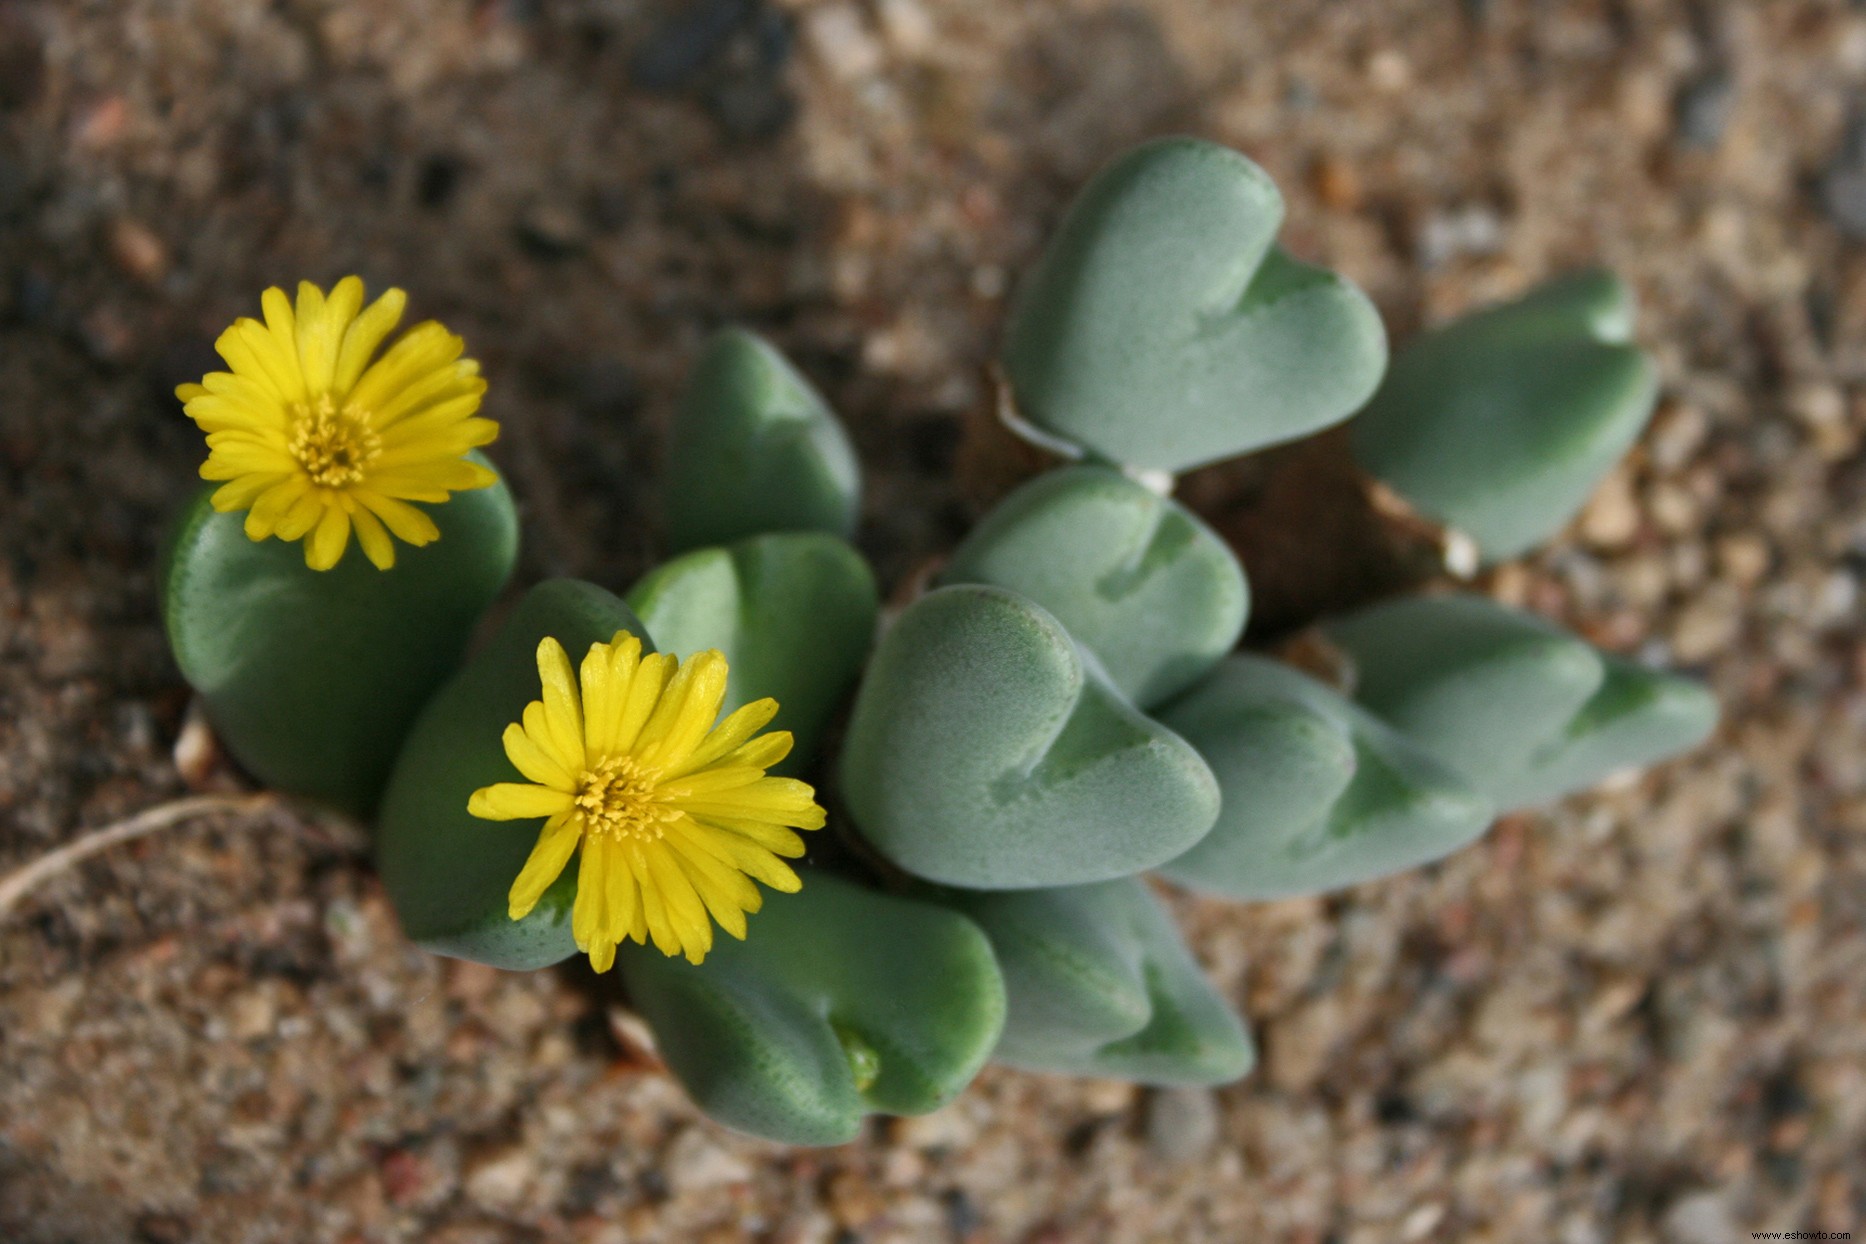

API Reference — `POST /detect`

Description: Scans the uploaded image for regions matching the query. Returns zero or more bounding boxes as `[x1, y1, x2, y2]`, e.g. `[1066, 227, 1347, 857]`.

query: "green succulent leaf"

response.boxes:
[941, 465, 1248, 708]
[1157, 655, 1494, 899]
[1350, 268, 1661, 561]
[619, 872, 1005, 1145]
[162, 453, 518, 818]
[1001, 136, 1387, 474]
[1324, 593, 1605, 794]
[947, 877, 1252, 1085]
[1324, 593, 1715, 811]
[627, 532, 879, 774]
[1493, 655, 1718, 809]
[375, 579, 651, 970]
[839, 585, 1220, 889]
[665, 327, 861, 552]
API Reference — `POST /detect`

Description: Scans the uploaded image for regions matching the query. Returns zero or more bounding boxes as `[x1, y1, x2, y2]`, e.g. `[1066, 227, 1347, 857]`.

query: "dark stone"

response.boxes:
[1374, 1090, 1416, 1124]
[1820, 106, 1866, 239]
[944, 1188, 982, 1239]
[1675, 68, 1736, 149]
[417, 155, 466, 210]
[631, 0, 755, 92]
[0, 9, 46, 111]
[708, 72, 795, 142]
[560, 1161, 616, 1215]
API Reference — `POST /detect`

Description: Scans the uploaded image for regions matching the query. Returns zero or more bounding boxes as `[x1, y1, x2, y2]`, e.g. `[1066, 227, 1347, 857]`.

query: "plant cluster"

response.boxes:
[163, 137, 1715, 1145]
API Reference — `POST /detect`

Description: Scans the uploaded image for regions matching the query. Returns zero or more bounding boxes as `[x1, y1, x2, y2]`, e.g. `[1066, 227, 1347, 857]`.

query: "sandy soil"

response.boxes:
[2, 1, 1863, 1241]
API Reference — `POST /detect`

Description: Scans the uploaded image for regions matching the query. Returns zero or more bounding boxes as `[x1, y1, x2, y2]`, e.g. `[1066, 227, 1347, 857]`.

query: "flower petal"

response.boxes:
[634, 650, 730, 771]
[667, 698, 781, 778]
[334, 285, 407, 394]
[349, 504, 397, 570]
[304, 503, 352, 570]
[574, 835, 615, 969]
[507, 813, 581, 920]
[500, 722, 577, 790]
[535, 638, 585, 769]
[467, 783, 575, 820]
[645, 845, 713, 964]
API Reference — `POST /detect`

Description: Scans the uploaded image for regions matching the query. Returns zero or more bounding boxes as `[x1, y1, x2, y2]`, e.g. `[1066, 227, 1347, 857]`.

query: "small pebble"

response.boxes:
[1417, 205, 1504, 267]
[1578, 467, 1641, 548]
[877, 0, 935, 58]
[515, 201, 587, 259]
[1144, 1086, 1220, 1167]
[661, 1128, 752, 1194]
[804, 3, 884, 81]
[107, 217, 168, 284]
[1820, 118, 1866, 239]
[1660, 1190, 1739, 1244]
[464, 1143, 535, 1210]
[1310, 154, 1362, 211]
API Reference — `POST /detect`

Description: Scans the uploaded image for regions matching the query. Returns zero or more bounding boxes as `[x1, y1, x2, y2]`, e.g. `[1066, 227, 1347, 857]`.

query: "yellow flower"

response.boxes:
[468, 635, 827, 970]
[177, 276, 498, 571]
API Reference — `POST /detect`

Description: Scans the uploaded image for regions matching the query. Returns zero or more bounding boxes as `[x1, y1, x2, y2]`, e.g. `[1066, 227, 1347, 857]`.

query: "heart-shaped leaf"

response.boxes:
[946, 877, 1252, 1085]
[1002, 137, 1387, 474]
[665, 328, 861, 552]
[163, 453, 518, 818]
[1157, 655, 1494, 899]
[839, 586, 1220, 889]
[1492, 655, 1717, 809]
[1350, 269, 1660, 561]
[1324, 593, 1606, 799]
[619, 871, 1005, 1145]
[941, 465, 1247, 708]
[375, 579, 651, 970]
[627, 532, 878, 774]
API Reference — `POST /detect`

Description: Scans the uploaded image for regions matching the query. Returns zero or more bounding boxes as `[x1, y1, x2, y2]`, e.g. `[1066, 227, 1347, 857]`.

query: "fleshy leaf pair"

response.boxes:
[840, 585, 1221, 890]
[1323, 593, 1718, 811]
[943, 877, 1252, 1085]
[163, 451, 518, 818]
[621, 871, 1004, 1145]
[1157, 654, 1495, 900]
[374, 531, 880, 970]
[840, 463, 1248, 889]
[1003, 137, 1388, 475]
[664, 327, 860, 552]
[1351, 269, 1661, 561]
[942, 465, 1247, 708]
[375, 578, 644, 970]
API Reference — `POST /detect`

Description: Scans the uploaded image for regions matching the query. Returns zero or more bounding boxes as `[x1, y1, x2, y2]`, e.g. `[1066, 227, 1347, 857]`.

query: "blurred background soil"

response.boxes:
[2, 1, 1863, 1241]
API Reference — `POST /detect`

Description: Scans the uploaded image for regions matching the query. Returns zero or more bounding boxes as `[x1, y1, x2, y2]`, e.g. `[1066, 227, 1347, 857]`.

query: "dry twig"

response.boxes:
[0, 792, 281, 923]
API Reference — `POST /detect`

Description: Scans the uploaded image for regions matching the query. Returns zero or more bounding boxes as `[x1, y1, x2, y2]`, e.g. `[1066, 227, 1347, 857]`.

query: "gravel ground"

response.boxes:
[2, 1, 1863, 1241]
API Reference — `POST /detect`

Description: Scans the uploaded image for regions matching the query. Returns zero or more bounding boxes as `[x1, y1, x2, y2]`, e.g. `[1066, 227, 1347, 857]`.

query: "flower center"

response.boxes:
[288, 394, 380, 488]
[575, 756, 676, 841]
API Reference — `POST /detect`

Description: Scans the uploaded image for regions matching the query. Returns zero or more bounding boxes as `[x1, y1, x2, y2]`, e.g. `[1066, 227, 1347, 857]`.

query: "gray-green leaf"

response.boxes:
[627, 532, 878, 773]
[1350, 269, 1660, 561]
[1002, 136, 1387, 474]
[665, 328, 861, 551]
[941, 465, 1248, 708]
[619, 872, 1005, 1145]
[1325, 593, 1605, 790]
[1324, 592, 1716, 811]
[947, 877, 1252, 1085]
[162, 453, 517, 818]
[1158, 655, 1494, 899]
[839, 586, 1220, 889]
[1493, 654, 1717, 809]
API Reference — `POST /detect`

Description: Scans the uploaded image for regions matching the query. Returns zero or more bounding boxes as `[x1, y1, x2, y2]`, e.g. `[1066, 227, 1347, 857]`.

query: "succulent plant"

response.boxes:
[1349, 268, 1660, 562]
[162, 139, 1716, 1146]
